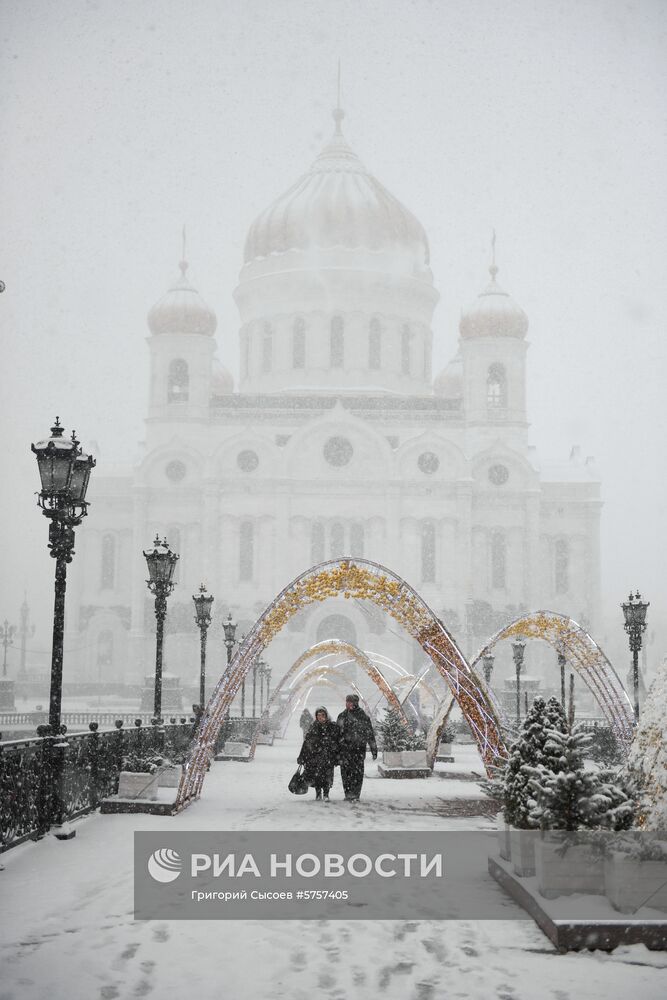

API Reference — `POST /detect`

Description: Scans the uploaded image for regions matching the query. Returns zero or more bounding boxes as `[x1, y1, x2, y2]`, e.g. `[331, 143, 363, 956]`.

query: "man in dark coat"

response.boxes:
[297, 707, 340, 800]
[336, 694, 377, 801]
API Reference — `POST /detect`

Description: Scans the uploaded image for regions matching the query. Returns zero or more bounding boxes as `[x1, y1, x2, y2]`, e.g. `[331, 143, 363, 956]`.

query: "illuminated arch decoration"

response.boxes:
[472, 611, 635, 752]
[256, 667, 371, 749]
[175, 558, 508, 809]
[248, 638, 410, 759]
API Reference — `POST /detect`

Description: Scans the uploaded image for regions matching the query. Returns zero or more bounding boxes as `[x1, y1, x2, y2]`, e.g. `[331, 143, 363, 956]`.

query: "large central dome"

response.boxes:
[243, 108, 431, 280]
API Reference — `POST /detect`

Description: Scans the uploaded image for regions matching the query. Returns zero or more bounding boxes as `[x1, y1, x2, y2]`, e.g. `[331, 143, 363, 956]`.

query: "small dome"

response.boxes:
[243, 108, 431, 279]
[434, 353, 463, 397]
[148, 261, 217, 337]
[211, 358, 234, 395]
[459, 264, 528, 340]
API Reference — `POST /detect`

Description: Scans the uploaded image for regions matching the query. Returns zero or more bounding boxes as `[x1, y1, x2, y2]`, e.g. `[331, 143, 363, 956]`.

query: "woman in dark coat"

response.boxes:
[297, 707, 340, 800]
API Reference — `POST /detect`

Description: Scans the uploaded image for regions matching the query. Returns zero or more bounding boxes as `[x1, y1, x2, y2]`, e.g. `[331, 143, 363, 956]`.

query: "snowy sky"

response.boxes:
[1, 0, 666, 662]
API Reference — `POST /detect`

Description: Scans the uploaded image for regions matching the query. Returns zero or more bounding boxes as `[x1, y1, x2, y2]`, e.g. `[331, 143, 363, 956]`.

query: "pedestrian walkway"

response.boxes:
[2, 733, 665, 1000]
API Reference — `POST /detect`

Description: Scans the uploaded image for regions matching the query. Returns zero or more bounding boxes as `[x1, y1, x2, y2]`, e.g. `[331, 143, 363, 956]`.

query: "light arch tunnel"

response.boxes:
[175, 557, 507, 810]
[251, 666, 373, 753]
[247, 638, 413, 760]
[174, 560, 635, 812]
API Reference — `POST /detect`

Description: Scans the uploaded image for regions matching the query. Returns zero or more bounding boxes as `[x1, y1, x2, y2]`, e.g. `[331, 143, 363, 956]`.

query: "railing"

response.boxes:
[0, 720, 195, 854]
[0, 711, 197, 731]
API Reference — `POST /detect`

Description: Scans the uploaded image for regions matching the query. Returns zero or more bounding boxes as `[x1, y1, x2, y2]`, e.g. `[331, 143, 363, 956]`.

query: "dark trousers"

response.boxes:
[340, 750, 366, 799]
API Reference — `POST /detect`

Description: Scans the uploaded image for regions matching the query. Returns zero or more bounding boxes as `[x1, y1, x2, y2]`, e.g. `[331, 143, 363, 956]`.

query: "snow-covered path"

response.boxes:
[2, 734, 665, 1000]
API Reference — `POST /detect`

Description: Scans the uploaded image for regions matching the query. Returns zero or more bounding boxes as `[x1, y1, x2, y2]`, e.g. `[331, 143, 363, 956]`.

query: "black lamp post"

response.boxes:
[622, 591, 649, 721]
[481, 652, 495, 686]
[143, 535, 179, 719]
[257, 658, 269, 713]
[511, 640, 526, 726]
[556, 642, 567, 710]
[251, 657, 259, 718]
[193, 584, 214, 710]
[32, 418, 95, 733]
[238, 633, 246, 718]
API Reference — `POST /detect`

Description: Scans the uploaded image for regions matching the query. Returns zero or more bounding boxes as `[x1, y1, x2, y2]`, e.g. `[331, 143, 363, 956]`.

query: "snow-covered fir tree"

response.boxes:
[503, 697, 553, 828]
[377, 707, 425, 751]
[378, 707, 413, 751]
[623, 654, 667, 830]
[529, 724, 634, 831]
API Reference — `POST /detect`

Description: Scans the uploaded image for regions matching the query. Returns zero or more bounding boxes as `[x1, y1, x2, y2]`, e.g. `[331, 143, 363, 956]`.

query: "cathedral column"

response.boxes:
[524, 491, 541, 607]
[129, 486, 150, 683]
[202, 481, 220, 591]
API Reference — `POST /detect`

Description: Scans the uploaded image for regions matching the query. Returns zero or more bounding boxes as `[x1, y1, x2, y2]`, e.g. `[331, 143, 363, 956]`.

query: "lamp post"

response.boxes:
[257, 658, 269, 713]
[251, 657, 259, 718]
[511, 640, 526, 726]
[1, 621, 15, 677]
[32, 418, 95, 733]
[622, 591, 649, 721]
[481, 652, 495, 686]
[221, 611, 237, 727]
[18, 596, 35, 680]
[193, 584, 214, 710]
[556, 643, 567, 710]
[143, 536, 179, 720]
[238, 633, 246, 718]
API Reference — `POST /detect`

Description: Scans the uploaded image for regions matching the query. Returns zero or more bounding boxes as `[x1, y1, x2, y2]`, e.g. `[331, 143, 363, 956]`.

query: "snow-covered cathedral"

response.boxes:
[71, 106, 602, 690]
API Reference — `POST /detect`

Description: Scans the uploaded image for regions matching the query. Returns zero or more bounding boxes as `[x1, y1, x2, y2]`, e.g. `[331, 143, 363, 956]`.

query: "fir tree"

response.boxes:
[529, 725, 635, 831]
[502, 696, 551, 828]
[544, 696, 569, 735]
[378, 708, 413, 751]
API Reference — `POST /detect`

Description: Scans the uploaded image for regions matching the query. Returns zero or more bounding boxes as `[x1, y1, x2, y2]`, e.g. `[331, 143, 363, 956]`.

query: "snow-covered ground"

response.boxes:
[2, 727, 666, 1000]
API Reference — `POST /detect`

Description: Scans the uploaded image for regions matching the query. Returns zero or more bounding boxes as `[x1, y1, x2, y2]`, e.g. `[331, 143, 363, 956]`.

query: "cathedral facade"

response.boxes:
[70, 107, 602, 692]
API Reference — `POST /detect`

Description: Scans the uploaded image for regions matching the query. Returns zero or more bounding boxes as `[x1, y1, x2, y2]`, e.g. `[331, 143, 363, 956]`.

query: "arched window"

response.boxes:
[167, 527, 181, 583]
[96, 630, 114, 672]
[311, 521, 325, 564]
[555, 538, 569, 594]
[330, 521, 345, 559]
[368, 318, 381, 370]
[491, 531, 506, 589]
[421, 521, 436, 583]
[401, 325, 411, 375]
[292, 317, 305, 369]
[487, 363, 507, 409]
[239, 521, 254, 582]
[100, 534, 115, 590]
[262, 323, 273, 373]
[316, 614, 357, 646]
[330, 316, 344, 368]
[350, 522, 364, 558]
[167, 359, 189, 403]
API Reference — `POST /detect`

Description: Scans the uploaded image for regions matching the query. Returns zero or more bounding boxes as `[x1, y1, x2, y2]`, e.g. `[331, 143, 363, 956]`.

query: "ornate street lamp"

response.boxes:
[1, 620, 15, 677]
[143, 535, 179, 719]
[251, 657, 259, 718]
[556, 642, 567, 710]
[622, 591, 649, 721]
[192, 584, 214, 710]
[32, 418, 95, 732]
[481, 652, 495, 687]
[511, 640, 526, 726]
[257, 658, 269, 713]
[222, 612, 238, 667]
[238, 632, 246, 718]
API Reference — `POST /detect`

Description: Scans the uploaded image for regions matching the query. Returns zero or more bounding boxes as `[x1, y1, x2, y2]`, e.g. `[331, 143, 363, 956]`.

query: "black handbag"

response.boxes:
[288, 765, 309, 795]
